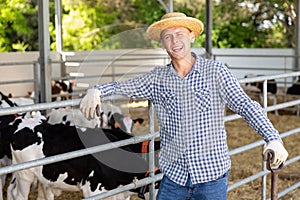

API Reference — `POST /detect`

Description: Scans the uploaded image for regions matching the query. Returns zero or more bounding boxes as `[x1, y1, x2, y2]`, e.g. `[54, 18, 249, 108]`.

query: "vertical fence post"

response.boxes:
[33, 62, 40, 103]
[148, 100, 156, 200]
[111, 59, 115, 82]
[262, 79, 268, 200]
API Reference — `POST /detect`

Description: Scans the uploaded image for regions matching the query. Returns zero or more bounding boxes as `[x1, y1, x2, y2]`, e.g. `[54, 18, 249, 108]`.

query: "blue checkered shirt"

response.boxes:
[93, 53, 281, 186]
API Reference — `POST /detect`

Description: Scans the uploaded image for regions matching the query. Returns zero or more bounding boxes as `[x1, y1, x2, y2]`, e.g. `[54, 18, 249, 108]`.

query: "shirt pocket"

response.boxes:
[194, 88, 211, 112]
[159, 91, 178, 114]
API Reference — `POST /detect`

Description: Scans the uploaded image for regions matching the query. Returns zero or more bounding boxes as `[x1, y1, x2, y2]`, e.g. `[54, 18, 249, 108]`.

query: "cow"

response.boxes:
[286, 77, 300, 115]
[244, 74, 277, 95]
[46, 103, 144, 135]
[0, 114, 15, 200]
[0, 92, 34, 108]
[0, 93, 30, 196]
[6, 117, 160, 200]
[0, 94, 45, 199]
[287, 77, 300, 95]
[101, 103, 144, 134]
[46, 108, 108, 129]
[51, 80, 75, 101]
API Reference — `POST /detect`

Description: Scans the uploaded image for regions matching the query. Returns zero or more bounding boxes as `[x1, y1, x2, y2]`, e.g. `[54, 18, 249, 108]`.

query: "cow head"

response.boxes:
[107, 112, 144, 134]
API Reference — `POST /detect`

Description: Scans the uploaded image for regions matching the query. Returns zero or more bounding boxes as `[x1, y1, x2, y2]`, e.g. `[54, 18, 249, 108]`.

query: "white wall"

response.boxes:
[0, 51, 61, 97]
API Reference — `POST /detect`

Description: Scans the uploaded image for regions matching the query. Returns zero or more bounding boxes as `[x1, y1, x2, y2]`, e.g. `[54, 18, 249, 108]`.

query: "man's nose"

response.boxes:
[172, 35, 179, 43]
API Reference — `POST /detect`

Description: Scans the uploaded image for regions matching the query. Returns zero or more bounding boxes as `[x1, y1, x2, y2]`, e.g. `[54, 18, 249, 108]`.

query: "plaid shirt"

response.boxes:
[94, 53, 281, 186]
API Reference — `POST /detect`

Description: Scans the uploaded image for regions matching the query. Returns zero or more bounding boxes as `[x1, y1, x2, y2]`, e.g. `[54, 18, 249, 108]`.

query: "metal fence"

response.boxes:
[1, 50, 300, 199]
[0, 71, 300, 200]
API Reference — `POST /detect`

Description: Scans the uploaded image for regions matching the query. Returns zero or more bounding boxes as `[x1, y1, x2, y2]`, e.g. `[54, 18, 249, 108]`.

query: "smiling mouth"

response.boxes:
[172, 46, 183, 52]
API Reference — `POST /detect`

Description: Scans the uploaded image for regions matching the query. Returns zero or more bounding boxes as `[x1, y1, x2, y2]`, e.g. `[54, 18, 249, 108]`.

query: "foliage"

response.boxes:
[212, 0, 295, 48]
[0, 0, 297, 51]
[0, 0, 37, 52]
[61, 0, 165, 50]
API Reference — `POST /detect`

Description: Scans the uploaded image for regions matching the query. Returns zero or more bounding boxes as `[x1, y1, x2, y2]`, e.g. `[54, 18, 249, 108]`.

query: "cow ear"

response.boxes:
[41, 119, 47, 123]
[133, 118, 144, 126]
[114, 121, 120, 129]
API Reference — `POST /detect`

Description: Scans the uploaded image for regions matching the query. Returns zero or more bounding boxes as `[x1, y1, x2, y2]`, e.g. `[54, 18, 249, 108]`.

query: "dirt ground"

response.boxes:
[2, 102, 300, 200]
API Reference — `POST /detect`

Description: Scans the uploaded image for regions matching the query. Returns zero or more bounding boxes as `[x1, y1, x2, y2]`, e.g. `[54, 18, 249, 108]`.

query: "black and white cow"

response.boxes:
[286, 77, 300, 115]
[0, 94, 44, 199]
[243, 74, 278, 115]
[0, 92, 34, 108]
[0, 112, 47, 200]
[7, 117, 160, 200]
[0, 94, 28, 199]
[244, 74, 277, 95]
[0, 114, 15, 200]
[102, 103, 144, 134]
[46, 103, 144, 135]
[52, 80, 75, 101]
[287, 77, 300, 95]
[46, 108, 108, 129]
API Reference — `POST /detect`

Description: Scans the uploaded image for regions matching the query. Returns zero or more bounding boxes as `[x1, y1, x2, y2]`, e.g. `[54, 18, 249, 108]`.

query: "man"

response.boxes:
[80, 12, 288, 200]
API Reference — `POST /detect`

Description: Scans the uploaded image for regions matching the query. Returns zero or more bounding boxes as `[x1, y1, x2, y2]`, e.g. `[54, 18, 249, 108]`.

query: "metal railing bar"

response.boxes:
[0, 61, 37, 66]
[229, 128, 300, 156]
[0, 131, 160, 176]
[2, 83, 299, 118]
[228, 170, 269, 191]
[214, 54, 299, 58]
[228, 154, 300, 192]
[83, 173, 164, 200]
[224, 98, 300, 122]
[238, 71, 300, 83]
[228, 66, 297, 71]
[0, 79, 34, 85]
[273, 182, 300, 200]
[0, 99, 80, 115]
[0, 95, 133, 116]
[54, 56, 169, 64]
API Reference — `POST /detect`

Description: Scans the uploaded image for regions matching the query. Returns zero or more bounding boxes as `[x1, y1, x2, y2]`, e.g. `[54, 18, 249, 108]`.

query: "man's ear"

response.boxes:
[161, 41, 166, 50]
[190, 32, 195, 43]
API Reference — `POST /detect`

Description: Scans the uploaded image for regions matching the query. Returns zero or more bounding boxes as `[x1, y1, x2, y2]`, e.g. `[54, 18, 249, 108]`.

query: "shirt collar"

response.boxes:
[167, 52, 201, 78]
[191, 52, 202, 74]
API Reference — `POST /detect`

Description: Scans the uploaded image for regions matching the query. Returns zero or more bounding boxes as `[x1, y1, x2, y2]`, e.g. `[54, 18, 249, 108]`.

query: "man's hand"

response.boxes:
[263, 140, 288, 166]
[80, 88, 102, 119]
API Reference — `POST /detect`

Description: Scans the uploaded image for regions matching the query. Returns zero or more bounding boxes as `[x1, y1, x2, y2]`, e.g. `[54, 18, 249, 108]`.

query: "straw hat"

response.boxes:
[146, 12, 204, 41]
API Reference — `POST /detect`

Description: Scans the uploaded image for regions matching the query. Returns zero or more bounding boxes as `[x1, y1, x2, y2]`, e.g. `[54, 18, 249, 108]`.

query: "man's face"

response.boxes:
[160, 27, 195, 60]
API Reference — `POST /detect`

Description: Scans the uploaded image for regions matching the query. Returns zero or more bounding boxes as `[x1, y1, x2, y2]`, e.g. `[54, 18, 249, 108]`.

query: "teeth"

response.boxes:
[172, 46, 181, 51]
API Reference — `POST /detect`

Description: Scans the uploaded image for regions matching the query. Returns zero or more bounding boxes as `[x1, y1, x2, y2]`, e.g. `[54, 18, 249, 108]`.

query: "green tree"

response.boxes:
[60, 0, 165, 50]
[212, 0, 295, 48]
[0, 0, 297, 51]
[0, 0, 38, 52]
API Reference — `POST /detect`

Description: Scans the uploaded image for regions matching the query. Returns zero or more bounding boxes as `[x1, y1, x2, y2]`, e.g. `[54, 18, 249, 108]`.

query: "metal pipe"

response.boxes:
[228, 154, 300, 192]
[0, 95, 136, 116]
[229, 128, 300, 156]
[148, 101, 156, 200]
[0, 132, 160, 176]
[83, 173, 163, 200]
[33, 62, 40, 103]
[273, 182, 300, 200]
[224, 98, 300, 122]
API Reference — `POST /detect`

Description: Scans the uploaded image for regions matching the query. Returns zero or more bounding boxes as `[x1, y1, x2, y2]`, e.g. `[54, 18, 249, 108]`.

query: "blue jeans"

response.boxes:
[156, 171, 229, 200]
